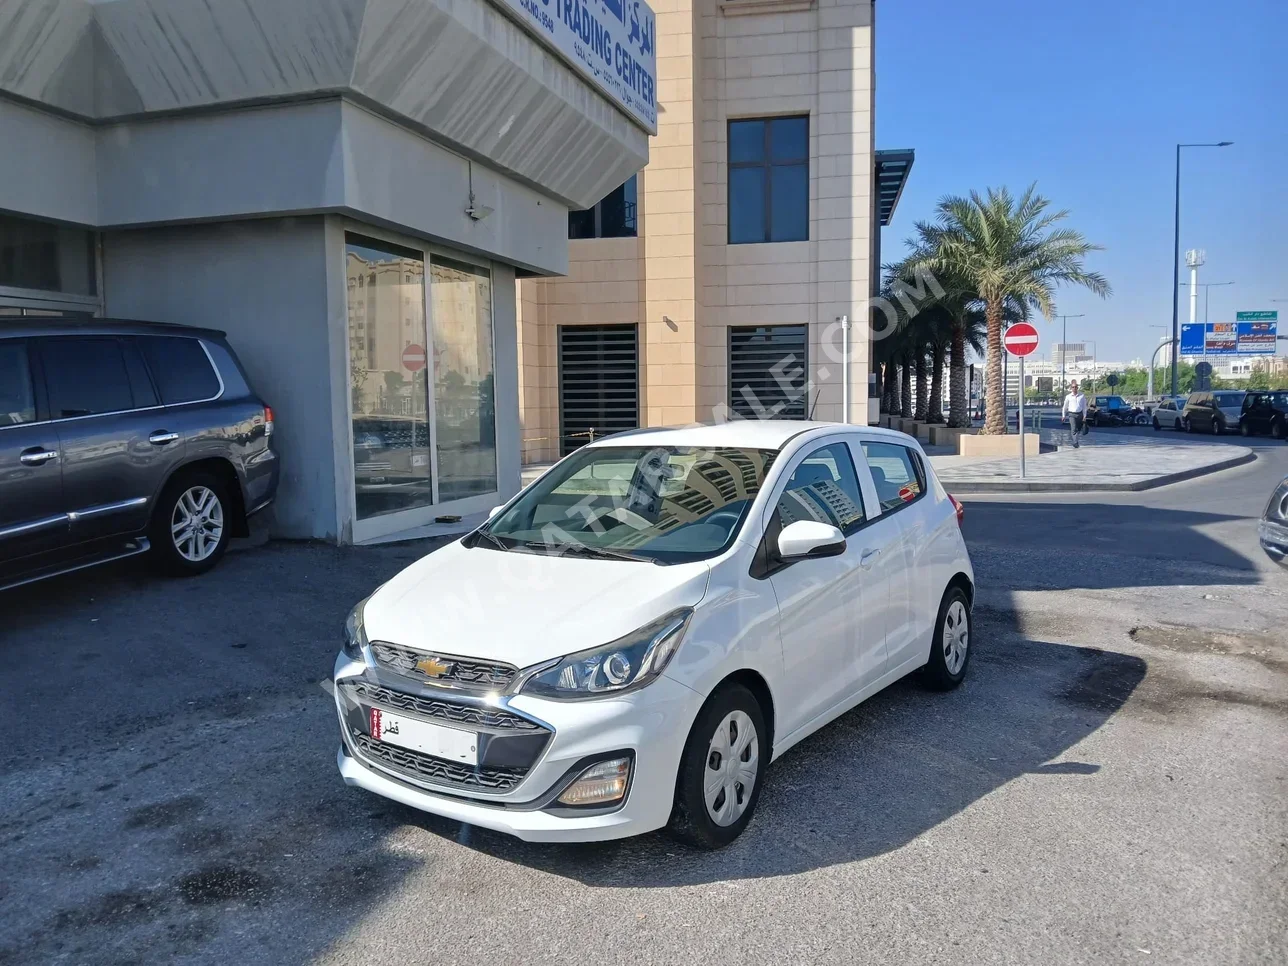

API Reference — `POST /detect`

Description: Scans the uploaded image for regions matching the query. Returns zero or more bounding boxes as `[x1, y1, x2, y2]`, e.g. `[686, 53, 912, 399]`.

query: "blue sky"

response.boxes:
[877, 0, 1287, 364]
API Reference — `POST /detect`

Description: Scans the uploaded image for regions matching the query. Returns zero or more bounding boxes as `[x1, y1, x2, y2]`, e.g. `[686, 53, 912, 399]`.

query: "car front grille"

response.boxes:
[343, 681, 542, 732]
[350, 730, 527, 791]
[370, 642, 518, 692]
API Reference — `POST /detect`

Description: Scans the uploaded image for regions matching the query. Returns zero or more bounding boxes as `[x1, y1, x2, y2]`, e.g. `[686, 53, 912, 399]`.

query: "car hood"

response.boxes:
[362, 539, 712, 668]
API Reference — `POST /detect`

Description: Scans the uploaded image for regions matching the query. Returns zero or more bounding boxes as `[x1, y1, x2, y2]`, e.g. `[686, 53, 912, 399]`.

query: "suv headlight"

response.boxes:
[519, 609, 693, 700]
[1267, 480, 1288, 522]
[343, 597, 370, 662]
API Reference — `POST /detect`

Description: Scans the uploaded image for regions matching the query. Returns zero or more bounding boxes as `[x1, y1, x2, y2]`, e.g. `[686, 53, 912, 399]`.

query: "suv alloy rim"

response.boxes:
[172, 486, 224, 562]
[704, 710, 759, 826]
[943, 599, 969, 675]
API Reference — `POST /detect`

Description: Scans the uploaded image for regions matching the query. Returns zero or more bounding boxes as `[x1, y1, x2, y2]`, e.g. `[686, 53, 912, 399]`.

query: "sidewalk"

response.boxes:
[930, 437, 1256, 492]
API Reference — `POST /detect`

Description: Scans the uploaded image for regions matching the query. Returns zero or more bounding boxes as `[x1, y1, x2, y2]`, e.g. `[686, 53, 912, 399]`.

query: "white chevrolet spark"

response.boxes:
[335, 421, 974, 849]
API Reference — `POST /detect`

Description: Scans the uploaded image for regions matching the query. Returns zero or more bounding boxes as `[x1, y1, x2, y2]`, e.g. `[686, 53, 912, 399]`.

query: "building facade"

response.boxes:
[515, 0, 906, 462]
[0, 0, 655, 543]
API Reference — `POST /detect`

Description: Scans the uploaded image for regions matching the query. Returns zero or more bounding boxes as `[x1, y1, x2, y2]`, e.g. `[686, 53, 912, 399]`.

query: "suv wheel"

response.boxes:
[1186, 417, 1195, 433]
[1213, 419, 1223, 435]
[150, 470, 232, 576]
[1152, 416, 1161, 431]
[1272, 418, 1287, 441]
[923, 586, 972, 690]
[1240, 420, 1252, 437]
[667, 683, 768, 850]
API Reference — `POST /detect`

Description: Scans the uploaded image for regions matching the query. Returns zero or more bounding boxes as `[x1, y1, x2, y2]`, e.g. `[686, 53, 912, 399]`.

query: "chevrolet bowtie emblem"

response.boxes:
[415, 657, 452, 678]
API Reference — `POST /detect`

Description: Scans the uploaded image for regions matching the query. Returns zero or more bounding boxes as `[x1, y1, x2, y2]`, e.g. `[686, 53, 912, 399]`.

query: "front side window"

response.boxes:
[140, 336, 220, 405]
[728, 116, 809, 244]
[41, 337, 136, 418]
[0, 341, 36, 426]
[480, 446, 778, 564]
[860, 441, 926, 513]
[569, 175, 638, 239]
[776, 443, 866, 534]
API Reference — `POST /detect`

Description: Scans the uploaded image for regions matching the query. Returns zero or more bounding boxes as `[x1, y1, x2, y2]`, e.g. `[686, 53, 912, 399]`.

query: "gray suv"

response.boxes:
[0, 320, 278, 591]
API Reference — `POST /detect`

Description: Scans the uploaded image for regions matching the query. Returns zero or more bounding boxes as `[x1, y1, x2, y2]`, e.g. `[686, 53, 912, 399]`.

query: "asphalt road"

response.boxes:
[1, 439, 1285, 966]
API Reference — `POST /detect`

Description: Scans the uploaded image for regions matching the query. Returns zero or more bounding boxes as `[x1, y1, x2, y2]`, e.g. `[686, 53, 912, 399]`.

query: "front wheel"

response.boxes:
[1153, 417, 1161, 431]
[1212, 419, 1222, 436]
[667, 684, 768, 850]
[150, 471, 232, 576]
[1273, 419, 1287, 441]
[1240, 421, 1252, 437]
[923, 586, 972, 690]
[1186, 417, 1195, 433]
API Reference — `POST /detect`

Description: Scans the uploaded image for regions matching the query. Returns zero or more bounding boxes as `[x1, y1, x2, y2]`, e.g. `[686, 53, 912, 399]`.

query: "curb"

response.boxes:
[942, 449, 1258, 494]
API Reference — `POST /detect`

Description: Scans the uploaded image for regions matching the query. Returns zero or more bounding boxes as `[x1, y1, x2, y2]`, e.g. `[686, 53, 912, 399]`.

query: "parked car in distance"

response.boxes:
[1239, 390, 1288, 440]
[0, 320, 277, 592]
[1261, 476, 1288, 565]
[1183, 390, 1247, 435]
[1151, 395, 1190, 431]
[1088, 395, 1147, 427]
[335, 421, 974, 848]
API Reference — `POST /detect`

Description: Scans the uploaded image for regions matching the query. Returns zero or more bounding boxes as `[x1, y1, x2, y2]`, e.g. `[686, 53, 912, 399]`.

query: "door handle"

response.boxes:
[19, 447, 58, 466]
[149, 431, 180, 445]
[860, 548, 881, 570]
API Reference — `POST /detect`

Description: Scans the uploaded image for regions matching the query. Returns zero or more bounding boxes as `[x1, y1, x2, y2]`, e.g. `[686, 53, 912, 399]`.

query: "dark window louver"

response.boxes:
[558, 324, 640, 455]
[728, 325, 808, 420]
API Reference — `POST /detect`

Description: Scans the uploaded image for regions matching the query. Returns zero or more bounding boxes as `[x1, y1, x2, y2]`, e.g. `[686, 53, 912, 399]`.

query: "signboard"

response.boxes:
[402, 344, 427, 373]
[1003, 322, 1040, 357]
[1180, 311, 1278, 356]
[1036, 376, 1053, 393]
[500, 0, 658, 133]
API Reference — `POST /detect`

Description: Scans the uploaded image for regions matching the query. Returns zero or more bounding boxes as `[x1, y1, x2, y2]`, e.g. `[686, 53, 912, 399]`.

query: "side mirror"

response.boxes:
[777, 520, 846, 561]
[488, 505, 503, 519]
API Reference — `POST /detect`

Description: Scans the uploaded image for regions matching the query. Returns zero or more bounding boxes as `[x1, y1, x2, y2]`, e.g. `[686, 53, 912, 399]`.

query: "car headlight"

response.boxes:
[343, 597, 370, 662]
[1267, 480, 1288, 522]
[519, 608, 693, 700]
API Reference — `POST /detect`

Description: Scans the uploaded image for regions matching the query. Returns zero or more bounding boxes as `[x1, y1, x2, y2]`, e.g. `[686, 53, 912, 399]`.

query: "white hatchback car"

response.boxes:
[334, 422, 974, 849]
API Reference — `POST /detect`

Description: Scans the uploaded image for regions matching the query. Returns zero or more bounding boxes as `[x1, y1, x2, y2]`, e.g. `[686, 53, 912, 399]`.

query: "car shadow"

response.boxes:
[393, 611, 1146, 886]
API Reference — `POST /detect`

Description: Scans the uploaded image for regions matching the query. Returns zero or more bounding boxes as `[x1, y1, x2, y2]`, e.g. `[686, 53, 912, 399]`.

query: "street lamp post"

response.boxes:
[1056, 313, 1085, 389]
[1170, 141, 1233, 396]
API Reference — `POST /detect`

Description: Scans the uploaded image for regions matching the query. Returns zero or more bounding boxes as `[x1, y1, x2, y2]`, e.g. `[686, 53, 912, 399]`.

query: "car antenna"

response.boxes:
[808, 389, 821, 419]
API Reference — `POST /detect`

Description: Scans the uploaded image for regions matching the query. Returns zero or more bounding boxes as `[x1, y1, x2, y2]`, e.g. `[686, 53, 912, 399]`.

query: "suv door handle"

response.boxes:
[149, 431, 180, 445]
[19, 447, 58, 466]
[860, 548, 882, 569]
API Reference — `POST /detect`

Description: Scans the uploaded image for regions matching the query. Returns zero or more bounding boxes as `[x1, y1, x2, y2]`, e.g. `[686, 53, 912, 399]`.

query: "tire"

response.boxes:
[1272, 419, 1287, 441]
[1212, 419, 1222, 436]
[667, 683, 768, 850]
[149, 470, 232, 577]
[1153, 417, 1161, 431]
[1186, 417, 1195, 433]
[923, 586, 972, 691]
[1240, 421, 1251, 437]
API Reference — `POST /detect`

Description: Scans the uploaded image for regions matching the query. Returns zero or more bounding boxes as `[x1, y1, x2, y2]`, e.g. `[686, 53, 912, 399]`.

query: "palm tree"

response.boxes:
[915, 185, 1110, 435]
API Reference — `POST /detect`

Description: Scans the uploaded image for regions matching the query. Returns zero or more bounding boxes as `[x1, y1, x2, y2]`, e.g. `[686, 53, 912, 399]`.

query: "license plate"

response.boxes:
[369, 708, 478, 765]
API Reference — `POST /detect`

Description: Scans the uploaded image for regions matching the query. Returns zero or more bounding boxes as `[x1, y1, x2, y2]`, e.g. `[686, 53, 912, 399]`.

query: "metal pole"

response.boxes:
[1019, 355, 1026, 479]
[1170, 144, 1182, 396]
[840, 315, 850, 424]
[1061, 316, 1067, 388]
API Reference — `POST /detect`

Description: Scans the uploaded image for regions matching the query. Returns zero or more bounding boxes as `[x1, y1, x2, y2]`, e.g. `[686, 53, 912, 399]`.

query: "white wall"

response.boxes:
[102, 218, 342, 540]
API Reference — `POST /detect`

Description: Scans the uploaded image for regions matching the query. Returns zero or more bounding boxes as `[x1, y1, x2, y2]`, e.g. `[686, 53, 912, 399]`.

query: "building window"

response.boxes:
[728, 325, 808, 419]
[569, 175, 638, 239]
[0, 213, 97, 296]
[728, 116, 809, 244]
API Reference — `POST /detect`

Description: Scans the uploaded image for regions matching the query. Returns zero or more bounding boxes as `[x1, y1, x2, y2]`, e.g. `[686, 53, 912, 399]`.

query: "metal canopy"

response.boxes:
[875, 149, 915, 226]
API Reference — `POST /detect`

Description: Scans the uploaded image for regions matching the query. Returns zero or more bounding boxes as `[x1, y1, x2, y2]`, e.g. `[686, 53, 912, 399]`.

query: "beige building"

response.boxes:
[516, 0, 911, 462]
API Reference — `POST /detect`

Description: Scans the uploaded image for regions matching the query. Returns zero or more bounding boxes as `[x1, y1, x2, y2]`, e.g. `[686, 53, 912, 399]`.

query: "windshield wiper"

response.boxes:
[536, 542, 656, 564]
[469, 529, 511, 553]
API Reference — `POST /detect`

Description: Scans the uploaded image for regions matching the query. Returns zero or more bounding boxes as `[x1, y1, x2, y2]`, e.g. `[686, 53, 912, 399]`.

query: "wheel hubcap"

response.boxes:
[703, 710, 759, 827]
[171, 486, 224, 562]
[943, 600, 969, 675]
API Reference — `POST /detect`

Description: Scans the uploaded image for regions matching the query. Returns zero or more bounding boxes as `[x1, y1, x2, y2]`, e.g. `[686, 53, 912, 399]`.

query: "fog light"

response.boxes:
[556, 758, 631, 806]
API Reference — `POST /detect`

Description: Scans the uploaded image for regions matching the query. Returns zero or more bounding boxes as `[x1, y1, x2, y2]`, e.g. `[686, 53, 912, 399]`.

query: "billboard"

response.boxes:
[1179, 311, 1278, 356]
[501, 0, 658, 133]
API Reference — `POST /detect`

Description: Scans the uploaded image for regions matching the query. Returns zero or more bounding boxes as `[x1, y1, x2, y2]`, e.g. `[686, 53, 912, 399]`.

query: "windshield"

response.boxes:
[476, 445, 779, 564]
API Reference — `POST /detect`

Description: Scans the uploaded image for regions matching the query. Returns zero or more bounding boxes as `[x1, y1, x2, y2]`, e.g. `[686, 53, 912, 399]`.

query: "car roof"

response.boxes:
[0, 317, 226, 340]
[584, 420, 918, 451]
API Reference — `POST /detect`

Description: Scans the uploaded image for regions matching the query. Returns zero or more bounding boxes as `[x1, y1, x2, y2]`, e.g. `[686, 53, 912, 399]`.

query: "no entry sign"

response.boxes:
[401, 344, 427, 373]
[1003, 322, 1040, 358]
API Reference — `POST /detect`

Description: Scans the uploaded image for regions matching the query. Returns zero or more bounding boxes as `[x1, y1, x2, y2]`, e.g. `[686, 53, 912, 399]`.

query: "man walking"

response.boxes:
[1062, 380, 1088, 448]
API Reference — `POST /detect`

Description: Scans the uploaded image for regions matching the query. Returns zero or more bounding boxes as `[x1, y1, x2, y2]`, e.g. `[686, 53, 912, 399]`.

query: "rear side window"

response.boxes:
[0, 341, 36, 426]
[140, 336, 221, 405]
[776, 442, 866, 534]
[1215, 393, 1243, 408]
[861, 441, 926, 513]
[41, 337, 135, 418]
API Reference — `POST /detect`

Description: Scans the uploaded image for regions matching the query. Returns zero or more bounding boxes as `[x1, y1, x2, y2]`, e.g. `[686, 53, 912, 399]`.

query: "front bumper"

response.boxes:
[1260, 518, 1288, 562]
[333, 654, 701, 842]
